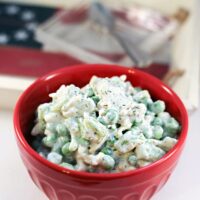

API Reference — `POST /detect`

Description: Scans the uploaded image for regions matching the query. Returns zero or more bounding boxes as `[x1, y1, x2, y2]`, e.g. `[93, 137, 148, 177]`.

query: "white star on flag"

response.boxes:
[25, 22, 38, 31]
[0, 33, 9, 44]
[5, 5, 20, 15]
[21, 10, 35, 21]
[14, 30, 28, 41]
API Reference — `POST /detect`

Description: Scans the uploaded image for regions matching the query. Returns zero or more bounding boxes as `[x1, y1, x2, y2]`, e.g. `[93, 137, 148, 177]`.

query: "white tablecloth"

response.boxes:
[0, 108, 200, 200]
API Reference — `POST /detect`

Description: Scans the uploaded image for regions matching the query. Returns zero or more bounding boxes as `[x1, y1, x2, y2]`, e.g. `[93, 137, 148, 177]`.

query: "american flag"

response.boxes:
[0, 2, 56, 48]
[0, 2, 169, 80]
[0, 2, 82, 78]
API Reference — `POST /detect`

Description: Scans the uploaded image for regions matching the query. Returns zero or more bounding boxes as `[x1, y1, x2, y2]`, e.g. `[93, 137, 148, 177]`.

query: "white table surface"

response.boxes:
[0, 108, 200, 200]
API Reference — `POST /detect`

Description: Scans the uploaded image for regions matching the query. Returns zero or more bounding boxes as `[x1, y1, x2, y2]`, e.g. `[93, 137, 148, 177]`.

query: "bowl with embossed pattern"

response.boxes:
[13, 64, 188, 200]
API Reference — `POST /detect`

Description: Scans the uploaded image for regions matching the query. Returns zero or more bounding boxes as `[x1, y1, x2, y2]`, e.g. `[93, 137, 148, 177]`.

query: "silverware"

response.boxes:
[88, 1, 152, 67]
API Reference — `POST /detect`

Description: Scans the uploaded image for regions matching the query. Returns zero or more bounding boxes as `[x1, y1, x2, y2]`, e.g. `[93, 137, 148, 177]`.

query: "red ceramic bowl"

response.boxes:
[14, 64, 188, 200]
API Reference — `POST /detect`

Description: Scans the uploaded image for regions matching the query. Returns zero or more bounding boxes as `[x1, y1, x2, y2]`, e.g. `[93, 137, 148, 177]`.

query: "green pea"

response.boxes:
[152, 117, 163, 126]
[153, 126, 163, 140]
[101, 147, 113, 156]
[56, 124, 69, 137]
[105, 109, 119, 124]
[141, 124, 153, 139]
[61, 142, 71, 155]
[91, 96, 100, 104]
[52, 136, 68, 153]
[141, 97, 153, 105]
[101, 155, 115, 170]
[107, 110, 118, 121]
[86, 87, 94, 97]
[60, 162, 74, 170]
[42, 134, 57, 148]
[149, 100, 165, 114]
[162, 131, 174, 138]
[133, 90, 150, 104]
[98, 117, 107, 125]
[164, 117, 180, 136]
[146, 98, 153, 105]
[128, 155, 137, 166]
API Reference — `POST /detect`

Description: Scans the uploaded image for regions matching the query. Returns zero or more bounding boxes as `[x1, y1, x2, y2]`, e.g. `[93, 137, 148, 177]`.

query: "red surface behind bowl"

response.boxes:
[13, 64, 188, 200]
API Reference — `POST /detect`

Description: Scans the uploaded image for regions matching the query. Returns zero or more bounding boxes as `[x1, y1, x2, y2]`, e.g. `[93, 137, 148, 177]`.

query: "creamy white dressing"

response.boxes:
[31, 75, 180, 173]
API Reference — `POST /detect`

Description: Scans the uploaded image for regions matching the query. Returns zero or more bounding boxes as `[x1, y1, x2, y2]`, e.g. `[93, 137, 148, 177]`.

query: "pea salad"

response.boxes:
[31, 75, 180, 173]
